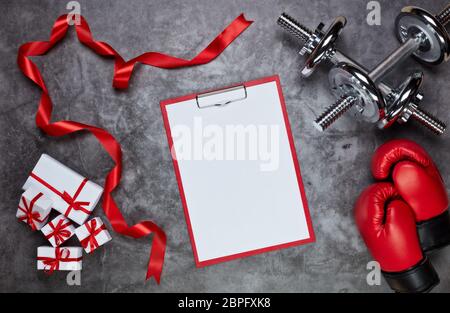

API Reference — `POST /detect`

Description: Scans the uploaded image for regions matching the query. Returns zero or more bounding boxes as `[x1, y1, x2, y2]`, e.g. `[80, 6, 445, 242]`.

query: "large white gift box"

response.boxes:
[41, 214, 76, 247]
[37, 246, 83, 272]
[16, 187, 52, 231]
[75, 217, 112, 253]
[23, 154, 103, 225]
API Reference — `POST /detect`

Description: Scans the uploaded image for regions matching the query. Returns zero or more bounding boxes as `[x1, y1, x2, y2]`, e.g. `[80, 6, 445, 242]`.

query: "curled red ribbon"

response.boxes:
[18, 192, 46, 231]
[45, 218, 73, 246]
[38, 247, 82, 274]
[17, 14, 252, 283]
[80, 219, 107, 252]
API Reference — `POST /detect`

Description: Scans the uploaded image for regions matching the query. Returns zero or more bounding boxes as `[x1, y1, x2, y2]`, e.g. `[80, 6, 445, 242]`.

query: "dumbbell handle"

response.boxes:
[331, 50, 392, 95]
[369, 36, 422, 82]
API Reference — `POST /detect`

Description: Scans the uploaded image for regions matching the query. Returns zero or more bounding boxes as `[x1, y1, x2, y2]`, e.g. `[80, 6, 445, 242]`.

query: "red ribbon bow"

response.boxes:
[17, 13, 252, 283]
[60, 178, 91, 216]
[18, 192, 46, 231]
[62, 191, 91, 215]
[45, 218, 73, 246]
[80, 219, 107, 252]
[37, 248, 82, 274]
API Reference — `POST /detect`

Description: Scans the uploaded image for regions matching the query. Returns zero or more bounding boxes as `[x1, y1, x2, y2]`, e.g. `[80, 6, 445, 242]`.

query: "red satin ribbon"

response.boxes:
[38, 247, 82, 274]
[17, 14, 252, 283]
[45, 218, 73, 246]
[80, 219, 107, 252]
[18, 192, 46, 230]
[30, 173, 91, 216]
[62, 179, 90, 216]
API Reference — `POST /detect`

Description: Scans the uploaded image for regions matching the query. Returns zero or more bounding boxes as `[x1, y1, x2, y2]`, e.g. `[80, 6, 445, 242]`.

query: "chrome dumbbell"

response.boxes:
[316, 63, 446, 134]
[315, 4, 450, 134]
[278, 13, 395, 96]
[278, 4, 450, 77]
[277, 5, 449, 134]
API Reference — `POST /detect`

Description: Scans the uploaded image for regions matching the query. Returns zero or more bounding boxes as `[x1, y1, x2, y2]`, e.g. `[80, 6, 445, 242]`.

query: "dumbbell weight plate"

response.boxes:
[301, 16, 347, 77]
[378, 71, 423, 129]
[395, 6, 450, 65]
[329, 63, 386, 123]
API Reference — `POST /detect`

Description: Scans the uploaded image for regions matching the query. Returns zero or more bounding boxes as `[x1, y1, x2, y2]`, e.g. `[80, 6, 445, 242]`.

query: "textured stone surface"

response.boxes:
[1, 0, 449, 292]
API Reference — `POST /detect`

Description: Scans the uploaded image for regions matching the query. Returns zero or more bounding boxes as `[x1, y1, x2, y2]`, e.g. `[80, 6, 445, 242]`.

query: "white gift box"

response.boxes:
[37, 246, 83, 272]
[75, 217, 112, 253]
[16, 187, 52, 231]
[23, 154, 103, 225]
[41, 214, 76, 247]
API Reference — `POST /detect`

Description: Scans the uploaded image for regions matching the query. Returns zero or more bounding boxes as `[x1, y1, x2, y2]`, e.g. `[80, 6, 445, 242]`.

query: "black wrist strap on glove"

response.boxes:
[418, 210, 450, 253]
[382, 257, 439, 293]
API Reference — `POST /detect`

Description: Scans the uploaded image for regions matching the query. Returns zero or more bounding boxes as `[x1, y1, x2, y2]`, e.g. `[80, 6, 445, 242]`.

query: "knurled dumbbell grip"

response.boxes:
[409, 104, 447, 135]
[436, 4, 450, 26]
[314, 95, 357, 131]
[277, 13, 313, 43]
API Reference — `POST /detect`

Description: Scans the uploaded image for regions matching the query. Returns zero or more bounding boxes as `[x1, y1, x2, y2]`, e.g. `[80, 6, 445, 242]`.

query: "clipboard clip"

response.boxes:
[196, 85, 247, 109]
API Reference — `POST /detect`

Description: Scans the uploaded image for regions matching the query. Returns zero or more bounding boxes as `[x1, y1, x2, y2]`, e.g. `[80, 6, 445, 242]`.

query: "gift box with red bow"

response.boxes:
[75, 217, 112, 253]
[16, 187, 52, 231]
[41, 214, 76, 247]
[37, 246, 83, 272]
[23, 154, 103, 225]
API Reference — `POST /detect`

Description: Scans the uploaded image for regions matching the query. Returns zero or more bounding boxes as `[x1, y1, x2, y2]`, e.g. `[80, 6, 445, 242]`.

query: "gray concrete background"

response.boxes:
[1, 0, 449, 292]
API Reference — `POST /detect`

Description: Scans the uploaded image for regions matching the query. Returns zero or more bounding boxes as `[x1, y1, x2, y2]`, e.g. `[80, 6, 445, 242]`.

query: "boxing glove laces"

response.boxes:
[354, 182, 439, 293]
[372, 139, 450, 252]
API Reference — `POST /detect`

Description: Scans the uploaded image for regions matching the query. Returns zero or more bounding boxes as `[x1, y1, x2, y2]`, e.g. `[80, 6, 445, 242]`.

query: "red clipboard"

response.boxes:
[161, 75, 315, 267]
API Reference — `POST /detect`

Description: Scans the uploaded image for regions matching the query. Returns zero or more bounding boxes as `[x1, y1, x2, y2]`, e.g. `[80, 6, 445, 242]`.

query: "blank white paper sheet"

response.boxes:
[161, 75, 314, 266]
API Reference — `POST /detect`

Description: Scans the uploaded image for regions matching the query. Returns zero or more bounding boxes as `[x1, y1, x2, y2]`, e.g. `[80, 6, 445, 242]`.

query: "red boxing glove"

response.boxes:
[354, 183, 439, 293]
[372, 139, 450, 252]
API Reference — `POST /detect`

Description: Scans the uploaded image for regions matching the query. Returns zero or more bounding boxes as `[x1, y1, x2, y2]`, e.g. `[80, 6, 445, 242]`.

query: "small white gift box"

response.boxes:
[75, 217, 112, 253]
[23, 154, 103, 225]
[37, 246, 83, 272]
[16, 187, 52, 231]
[41, 214, 76, 247]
